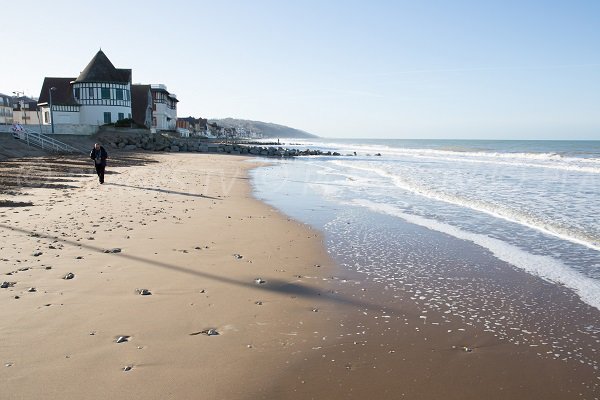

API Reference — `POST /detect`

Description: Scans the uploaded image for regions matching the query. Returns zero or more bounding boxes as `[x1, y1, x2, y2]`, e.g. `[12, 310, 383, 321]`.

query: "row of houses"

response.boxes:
[1, 50, 181, 134]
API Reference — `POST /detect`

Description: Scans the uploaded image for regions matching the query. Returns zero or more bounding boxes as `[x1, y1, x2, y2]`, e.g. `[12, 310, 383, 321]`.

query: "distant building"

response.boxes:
[150, 84, 178, 131]
[0, 93, 13, 125]
[177, 116, 207, 136]
[12, 96, 41, 126]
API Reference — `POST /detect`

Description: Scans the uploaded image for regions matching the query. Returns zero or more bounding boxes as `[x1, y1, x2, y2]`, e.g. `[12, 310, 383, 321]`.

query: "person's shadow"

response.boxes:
[107, 182, 221, 200]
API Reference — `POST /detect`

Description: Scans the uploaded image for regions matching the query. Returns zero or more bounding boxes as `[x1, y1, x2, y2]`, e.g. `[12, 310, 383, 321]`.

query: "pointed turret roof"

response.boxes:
[74, 50, 131, 83]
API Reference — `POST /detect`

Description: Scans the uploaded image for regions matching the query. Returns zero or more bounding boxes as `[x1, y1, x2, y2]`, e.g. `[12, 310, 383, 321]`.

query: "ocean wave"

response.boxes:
[398, 152, 600, 174]
[353, 199, 600, 311]
[292, 139, 600, 174]
[330, 160, 600, 252]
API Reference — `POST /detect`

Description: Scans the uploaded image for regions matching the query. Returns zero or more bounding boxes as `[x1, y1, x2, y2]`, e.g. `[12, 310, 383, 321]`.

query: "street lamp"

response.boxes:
[49, 87, 56, 134]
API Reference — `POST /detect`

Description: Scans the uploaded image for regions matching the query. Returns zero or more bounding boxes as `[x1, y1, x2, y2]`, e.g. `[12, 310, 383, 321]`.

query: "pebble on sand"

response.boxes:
[103, 248, 122, 254]
[63, 273, 75, 280]
[190, 328, 219, 336]
[115, 336, 130, 343]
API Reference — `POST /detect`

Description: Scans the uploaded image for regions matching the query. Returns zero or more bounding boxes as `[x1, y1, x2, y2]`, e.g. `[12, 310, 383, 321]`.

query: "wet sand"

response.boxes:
[0, 152, 598, 399]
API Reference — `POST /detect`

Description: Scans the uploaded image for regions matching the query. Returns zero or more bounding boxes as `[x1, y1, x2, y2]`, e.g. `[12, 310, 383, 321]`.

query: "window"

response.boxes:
[101, 88, 110, 100]
[44, 111, 50, 123]
[128, 113, 131, 119]
[118, 113, 124, 121]
[74, 88, 80, 99]
[89, 87, 94, 98]
[103, 112, 111, 124]
[152, 117, 157, 127]
[116, 89, 123, 100]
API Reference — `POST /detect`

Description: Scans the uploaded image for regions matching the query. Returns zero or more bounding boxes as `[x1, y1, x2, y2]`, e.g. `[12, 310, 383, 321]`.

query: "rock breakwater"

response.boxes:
[107, 134, 341, 157]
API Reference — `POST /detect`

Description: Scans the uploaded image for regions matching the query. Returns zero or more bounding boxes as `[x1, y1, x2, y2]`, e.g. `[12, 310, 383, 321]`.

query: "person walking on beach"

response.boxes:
[90, 143, 108, 184]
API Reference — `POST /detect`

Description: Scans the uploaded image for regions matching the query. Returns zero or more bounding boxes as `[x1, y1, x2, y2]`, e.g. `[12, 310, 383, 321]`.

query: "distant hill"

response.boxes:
[209, 118, 318, 139]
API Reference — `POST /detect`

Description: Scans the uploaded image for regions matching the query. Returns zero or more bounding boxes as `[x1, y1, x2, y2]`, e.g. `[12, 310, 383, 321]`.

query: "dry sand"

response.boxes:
[0, 152, 598, 399]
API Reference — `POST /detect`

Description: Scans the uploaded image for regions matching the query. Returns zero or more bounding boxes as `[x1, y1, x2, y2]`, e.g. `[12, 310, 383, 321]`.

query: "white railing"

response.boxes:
[11, 127, 84, 154]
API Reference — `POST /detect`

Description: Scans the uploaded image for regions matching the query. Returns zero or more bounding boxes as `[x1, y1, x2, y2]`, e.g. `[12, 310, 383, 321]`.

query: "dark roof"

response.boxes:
[131, 84, 151, 127]
[38, 77, 77, 106]
[75, 50, 131, 83]
[179, 116, 197, 123]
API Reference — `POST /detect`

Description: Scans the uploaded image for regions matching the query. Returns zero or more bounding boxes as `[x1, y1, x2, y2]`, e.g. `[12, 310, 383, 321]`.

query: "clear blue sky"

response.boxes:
[2, 0, 599, 139]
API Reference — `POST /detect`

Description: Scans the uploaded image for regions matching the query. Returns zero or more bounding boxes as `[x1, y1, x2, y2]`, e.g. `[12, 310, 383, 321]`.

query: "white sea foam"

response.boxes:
[396, 152, 600, 174]
[353, 199, 600, 311]
[330, 160, 600, 251]
[291, 140, 600, 174]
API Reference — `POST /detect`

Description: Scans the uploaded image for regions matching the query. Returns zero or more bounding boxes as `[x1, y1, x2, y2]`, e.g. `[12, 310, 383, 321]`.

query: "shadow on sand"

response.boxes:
[0, 222, 395, 314]
[107, 182, 221, 200]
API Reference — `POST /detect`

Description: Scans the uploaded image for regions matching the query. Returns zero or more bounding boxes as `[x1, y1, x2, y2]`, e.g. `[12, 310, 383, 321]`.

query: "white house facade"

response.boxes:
[151, 84, 178, 131]
[73, 82, 132, 125]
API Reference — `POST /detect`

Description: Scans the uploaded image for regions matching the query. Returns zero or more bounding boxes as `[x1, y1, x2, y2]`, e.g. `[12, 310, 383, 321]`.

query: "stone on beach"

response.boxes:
[115, 336, 130, 343]
[254, 278, 266, 284]
[135, 288, 152, 296]
[190, 328, 219, 336]
[103, 248, 122, 254]
[63, 273, 75, 280]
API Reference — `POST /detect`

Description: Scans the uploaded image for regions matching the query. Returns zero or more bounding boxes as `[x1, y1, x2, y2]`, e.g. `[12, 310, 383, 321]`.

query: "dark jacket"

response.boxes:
[90, 146, 108, 166]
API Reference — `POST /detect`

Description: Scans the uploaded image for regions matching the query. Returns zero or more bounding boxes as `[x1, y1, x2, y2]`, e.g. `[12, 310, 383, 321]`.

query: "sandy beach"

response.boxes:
[1, 151, 598, 399]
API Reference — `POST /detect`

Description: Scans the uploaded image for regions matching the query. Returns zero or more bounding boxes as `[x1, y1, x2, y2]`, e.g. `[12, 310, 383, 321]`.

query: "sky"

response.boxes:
[1, 0, 599, 139]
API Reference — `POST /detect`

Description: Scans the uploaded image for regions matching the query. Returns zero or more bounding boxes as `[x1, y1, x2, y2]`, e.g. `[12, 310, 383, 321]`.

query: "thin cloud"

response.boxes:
[351, 63, 600, 78]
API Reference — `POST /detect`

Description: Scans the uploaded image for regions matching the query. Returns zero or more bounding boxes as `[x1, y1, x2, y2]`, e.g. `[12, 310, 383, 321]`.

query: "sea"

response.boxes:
[250, 139, 600, 373]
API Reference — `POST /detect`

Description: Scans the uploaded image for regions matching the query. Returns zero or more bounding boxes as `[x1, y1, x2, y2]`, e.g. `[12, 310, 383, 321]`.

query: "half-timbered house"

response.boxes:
[37, 50, 132, 133]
